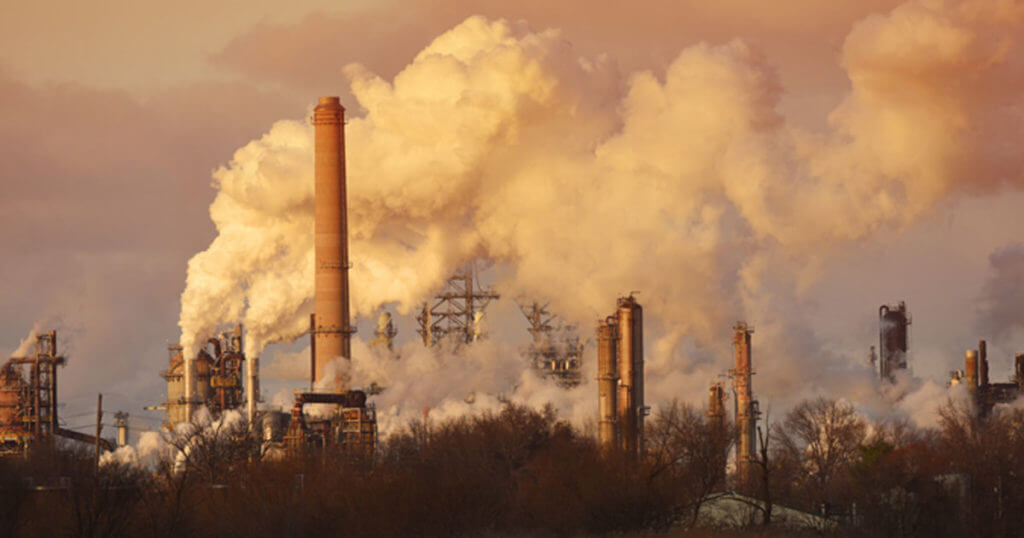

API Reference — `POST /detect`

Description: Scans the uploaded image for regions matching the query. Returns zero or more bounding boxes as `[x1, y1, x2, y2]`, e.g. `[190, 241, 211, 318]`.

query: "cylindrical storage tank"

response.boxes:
[597, 319, 618, 451]
[312, 96, 351, 390]
[965, 350, 979, 393]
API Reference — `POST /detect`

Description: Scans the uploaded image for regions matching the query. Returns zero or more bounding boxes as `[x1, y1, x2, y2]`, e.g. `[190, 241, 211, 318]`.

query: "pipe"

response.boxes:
[312, 96, 351, 389]
[183, 349, 194, 424]
[597, 318, 618, 451]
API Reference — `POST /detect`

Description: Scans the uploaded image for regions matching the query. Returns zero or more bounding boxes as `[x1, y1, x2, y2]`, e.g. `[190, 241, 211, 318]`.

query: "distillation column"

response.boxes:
[312, 96, 352, 389]
[732, 322, 757, 487]
[616, 296, 644, 457]
[597, 318, 618, 451]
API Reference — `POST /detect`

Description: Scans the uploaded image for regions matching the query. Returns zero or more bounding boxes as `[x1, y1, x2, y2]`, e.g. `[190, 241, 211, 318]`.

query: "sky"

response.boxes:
[2, 0, 1023, 441]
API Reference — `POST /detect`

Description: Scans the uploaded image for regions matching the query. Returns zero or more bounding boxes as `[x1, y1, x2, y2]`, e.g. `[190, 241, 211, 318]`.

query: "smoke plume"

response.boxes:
[977, 243, 1024, 341]
[178, 4, 1024, 429]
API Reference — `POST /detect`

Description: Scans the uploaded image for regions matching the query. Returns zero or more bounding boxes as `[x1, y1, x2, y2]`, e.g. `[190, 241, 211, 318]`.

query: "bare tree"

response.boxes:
[646, 400, 733, 527]
[780, 397, 866, 509]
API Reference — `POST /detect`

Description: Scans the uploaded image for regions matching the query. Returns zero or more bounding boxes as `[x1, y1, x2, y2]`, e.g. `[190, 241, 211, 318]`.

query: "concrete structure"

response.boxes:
[312, 96, 352, 388]
[283, 96, 377, 457]
[731, 321, 759, 487]
[879, 302, 910, 382]
[596, 295, 645, 456]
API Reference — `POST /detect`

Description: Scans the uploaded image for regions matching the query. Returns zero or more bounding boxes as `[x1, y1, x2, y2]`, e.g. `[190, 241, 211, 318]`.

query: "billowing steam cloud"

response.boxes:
[178, 3, 1024, 429]
[977, 243, 1024, 340]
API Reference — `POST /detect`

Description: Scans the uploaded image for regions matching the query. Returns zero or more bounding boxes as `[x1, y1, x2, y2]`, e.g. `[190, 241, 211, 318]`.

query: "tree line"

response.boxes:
[0, 396, 1021, 537]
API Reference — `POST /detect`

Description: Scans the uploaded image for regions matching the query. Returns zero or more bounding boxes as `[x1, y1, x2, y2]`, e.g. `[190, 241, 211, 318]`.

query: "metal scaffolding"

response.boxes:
[417, 268, 500, 346]
[519, 302, 583, 387]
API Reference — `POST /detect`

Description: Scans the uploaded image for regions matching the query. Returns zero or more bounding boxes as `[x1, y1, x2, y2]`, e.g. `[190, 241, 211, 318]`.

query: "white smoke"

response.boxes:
[102, 407, 245, 469]
[178, 5, 1024, 433]
[9, 322, 43, 357]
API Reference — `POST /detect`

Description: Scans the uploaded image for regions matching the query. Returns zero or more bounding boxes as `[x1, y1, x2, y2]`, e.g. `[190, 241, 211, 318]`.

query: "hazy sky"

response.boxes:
[2, 0, 1022, 438]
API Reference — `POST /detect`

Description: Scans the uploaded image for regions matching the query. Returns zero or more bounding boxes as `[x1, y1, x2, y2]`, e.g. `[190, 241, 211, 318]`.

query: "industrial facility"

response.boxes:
[950, 339, 1024, 416]
[520, 302, 583, 387]
[158, 325, 248, 430]
[417, 269, 500, 346]
[597, 295, 646, 457]
[0, 331, 111, 456]
[877, 302, 911, 382]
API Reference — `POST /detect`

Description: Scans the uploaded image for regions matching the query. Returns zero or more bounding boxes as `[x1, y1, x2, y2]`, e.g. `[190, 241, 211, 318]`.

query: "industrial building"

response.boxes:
[597, 295, 646, 457]
[520, 302, 583, 387]
[150, 96, 376, 456]
[0, 331, 112, 456]
[950, 339, 1024, 416]
[158, 324, 248, 430]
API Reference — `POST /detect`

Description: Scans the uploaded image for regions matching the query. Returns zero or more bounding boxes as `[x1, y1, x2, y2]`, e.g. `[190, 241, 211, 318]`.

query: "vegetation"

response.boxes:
[1, 398, 1022, 537]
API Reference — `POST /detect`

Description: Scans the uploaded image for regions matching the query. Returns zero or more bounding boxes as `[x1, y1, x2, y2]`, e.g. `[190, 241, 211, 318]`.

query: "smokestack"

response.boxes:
[965, 349, 979, 394]
[732, 321, 757, 488]
[1015, 353, 1024, 387]
[312, 96, 352, 389]
[180, 346, 194, 424]
[240, 325, 258, 427]
[114, 411, 129, 448]
[615, 296, 644, 457]
[597, 317, 618, 451]
[979, 340, 989, 388]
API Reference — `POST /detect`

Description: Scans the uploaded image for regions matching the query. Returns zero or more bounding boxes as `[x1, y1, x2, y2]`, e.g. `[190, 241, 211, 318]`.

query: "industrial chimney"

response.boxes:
[312, 96, 352, 389]
[732, 321, 758, 488]
[965, 349, 979, 395]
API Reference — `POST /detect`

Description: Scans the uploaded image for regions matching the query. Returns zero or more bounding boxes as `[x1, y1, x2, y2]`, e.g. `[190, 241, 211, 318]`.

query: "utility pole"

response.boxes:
[95, 393, 102, 471]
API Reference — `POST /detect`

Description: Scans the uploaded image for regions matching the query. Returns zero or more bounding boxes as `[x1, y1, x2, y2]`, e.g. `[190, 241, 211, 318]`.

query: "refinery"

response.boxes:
[3, 93, 1024, 537]
[4, 2, 1024, 536]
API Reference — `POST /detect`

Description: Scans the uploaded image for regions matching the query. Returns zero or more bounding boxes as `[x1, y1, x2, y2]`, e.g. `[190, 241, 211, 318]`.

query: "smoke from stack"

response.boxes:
[173, 6, 1024, 435]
